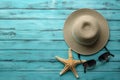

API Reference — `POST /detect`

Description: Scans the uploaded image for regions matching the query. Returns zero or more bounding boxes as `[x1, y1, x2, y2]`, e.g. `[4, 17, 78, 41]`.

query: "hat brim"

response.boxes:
[63, 8, 109, 55]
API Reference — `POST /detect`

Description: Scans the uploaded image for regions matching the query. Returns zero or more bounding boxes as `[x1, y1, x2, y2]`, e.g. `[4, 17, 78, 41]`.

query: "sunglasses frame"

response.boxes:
[82, 59, 96, 73]
[78, 47, 114, 73]
[98, 47, 114, 62]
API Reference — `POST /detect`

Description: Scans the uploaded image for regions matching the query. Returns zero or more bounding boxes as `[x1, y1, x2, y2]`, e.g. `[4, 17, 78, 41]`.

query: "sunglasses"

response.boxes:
[78, 47, 114, 73]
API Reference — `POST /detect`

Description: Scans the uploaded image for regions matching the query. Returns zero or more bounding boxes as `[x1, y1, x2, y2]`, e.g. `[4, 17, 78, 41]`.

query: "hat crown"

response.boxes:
[72, 15, 100, 46]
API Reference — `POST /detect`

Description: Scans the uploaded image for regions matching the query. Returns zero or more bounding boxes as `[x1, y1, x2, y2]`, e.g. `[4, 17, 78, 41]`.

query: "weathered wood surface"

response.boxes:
[0, 72, 119, 80]
[0, 0, 120, 9]
[0, 10, 119, 20]
[0, 0, 120, 80]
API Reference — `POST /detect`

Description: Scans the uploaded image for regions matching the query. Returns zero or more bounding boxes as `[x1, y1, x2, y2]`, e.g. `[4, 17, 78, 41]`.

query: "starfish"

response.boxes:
[55, 48, 86, 78]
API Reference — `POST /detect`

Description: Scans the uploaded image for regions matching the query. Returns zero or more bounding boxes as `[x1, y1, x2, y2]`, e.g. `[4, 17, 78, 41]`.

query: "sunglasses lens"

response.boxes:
[83, 60, 96, 73]
[98, 52, 114, 62]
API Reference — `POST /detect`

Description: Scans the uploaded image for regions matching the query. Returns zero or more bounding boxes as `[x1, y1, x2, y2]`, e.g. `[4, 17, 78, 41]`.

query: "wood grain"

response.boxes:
[0, 20, 119, 30]
[0, 30, 119, 41]
[0, 72, 119, 80]
[0, 0, 119, 80]
[0, 10, 119, 20]
[0, 50, 119, 72]
[0, 41, 119, 50]
[0, 0, 119, 9]
[0, 50, 119, 61]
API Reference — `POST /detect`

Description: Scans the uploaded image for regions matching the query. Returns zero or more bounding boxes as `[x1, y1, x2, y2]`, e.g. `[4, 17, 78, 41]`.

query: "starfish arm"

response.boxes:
[71, 66, 79, 78]
[60, 65, 69, 75]
[74, 60, 86, 65]
[55, 56, 66, 64]
[68, 48, 73, 59]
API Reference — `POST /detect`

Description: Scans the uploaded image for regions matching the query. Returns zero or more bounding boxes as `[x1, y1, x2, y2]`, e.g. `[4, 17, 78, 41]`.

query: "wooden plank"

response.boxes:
[61, 72, 120, 80]
[0, 0, 119, 80]
[0, 50, 119, 61]
[0, 20, 119, 40]
[0, 41, 119, 50]
[0, 10, 119, 20]
[0, 30, 119, 41]
[0, 20, 119, 31]
[0, 72, 119, 80]
[0, 50, 119, 71]
[0, 71, 60, 80]
[0, 61, 119, 72]
[0, 0, 119, 9]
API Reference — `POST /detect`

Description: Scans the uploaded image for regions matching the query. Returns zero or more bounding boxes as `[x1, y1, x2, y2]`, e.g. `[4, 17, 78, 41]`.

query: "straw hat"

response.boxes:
[63, 8, 109, 55]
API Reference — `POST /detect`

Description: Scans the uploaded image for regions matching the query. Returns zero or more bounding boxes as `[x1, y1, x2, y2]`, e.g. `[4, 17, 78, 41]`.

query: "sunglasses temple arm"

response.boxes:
[110, 53, 115, 57]
[78, 54, 87, 73]
[78, 54, 82, 61]
[104, 47, 109, 52]
[105, 47, 115, 57]
[84, 67, 86, 73]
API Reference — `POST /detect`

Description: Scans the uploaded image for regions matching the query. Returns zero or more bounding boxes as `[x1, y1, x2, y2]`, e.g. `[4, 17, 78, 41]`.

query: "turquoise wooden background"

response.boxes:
[0, 0, 120, 80]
